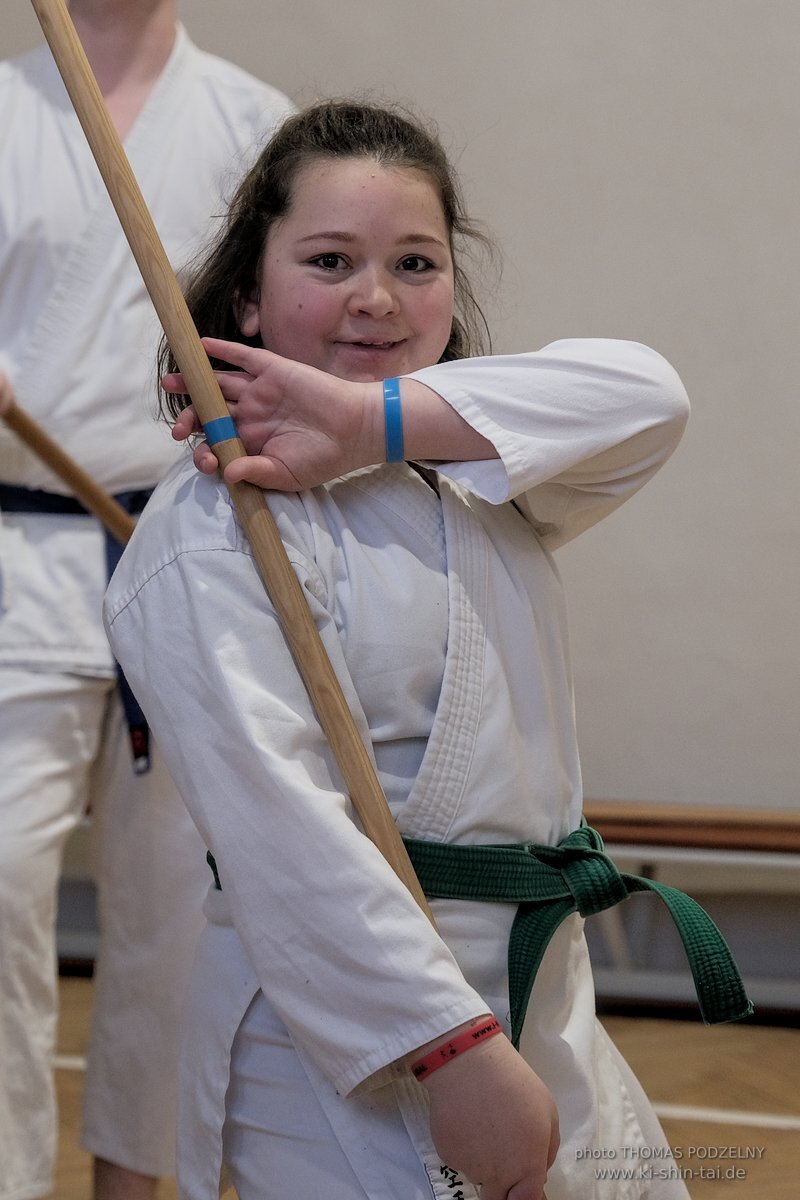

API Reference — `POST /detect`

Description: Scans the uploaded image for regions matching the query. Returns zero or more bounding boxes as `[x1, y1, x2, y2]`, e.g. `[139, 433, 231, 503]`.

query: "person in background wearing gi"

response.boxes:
[0, 2, 293, 1198]
[104, 99, 742, 1199]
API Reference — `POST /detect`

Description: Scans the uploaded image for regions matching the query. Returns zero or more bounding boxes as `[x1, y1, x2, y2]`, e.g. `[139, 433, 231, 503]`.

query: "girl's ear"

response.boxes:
[234, 287, 261, 338]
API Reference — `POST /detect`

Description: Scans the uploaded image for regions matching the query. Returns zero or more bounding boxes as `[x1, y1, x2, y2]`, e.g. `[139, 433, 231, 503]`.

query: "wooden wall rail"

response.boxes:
[583, 800, 800, 855]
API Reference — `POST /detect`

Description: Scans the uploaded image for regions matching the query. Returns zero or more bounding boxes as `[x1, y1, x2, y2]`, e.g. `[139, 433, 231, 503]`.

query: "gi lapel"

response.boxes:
[396, 476, 490, 842]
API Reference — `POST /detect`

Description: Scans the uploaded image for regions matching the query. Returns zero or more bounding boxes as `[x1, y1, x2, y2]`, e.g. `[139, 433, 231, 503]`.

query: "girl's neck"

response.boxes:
[68, 1, 178, 139]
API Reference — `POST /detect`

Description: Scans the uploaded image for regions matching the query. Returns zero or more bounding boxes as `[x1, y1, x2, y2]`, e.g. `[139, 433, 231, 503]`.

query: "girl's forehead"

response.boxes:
[287, 157, 446, 221]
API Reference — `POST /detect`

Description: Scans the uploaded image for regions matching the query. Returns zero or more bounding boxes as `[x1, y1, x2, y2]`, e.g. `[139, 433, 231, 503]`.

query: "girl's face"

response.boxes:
[237, 158, 456, 382]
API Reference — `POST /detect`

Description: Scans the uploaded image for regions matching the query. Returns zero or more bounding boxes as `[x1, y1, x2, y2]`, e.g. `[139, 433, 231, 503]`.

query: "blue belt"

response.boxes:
[1, 483, 154, 772]
[0, 482, 153, 518]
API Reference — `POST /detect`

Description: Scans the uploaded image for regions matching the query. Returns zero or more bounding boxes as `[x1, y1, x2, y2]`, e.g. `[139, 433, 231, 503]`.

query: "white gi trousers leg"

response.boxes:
[0, 668, 108, 1200]
[0, 666, 209, 1197]
[81, 698, 209, 1177]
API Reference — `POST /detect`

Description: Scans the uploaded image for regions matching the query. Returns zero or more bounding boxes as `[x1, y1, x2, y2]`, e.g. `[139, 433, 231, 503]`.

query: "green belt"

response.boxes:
[403, 822, 753, 1047]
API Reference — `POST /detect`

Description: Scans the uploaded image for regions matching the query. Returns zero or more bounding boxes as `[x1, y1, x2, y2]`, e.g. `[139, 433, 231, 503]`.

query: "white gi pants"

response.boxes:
[179, 895, 689, 1200]
[178, 897, 466, 1200]
[185, 975, 451, 1200]
[224, 995, 432, 1200]
[0, 666, 209, 1198]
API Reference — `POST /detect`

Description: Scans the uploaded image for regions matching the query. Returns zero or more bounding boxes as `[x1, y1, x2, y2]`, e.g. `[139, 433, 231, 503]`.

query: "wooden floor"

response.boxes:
[54, 976, 798, 1199]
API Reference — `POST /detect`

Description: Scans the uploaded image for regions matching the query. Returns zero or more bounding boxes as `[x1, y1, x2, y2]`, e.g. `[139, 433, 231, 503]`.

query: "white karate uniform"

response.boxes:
[0, 28, 293, 1197]
[104, 340, 691, 1199]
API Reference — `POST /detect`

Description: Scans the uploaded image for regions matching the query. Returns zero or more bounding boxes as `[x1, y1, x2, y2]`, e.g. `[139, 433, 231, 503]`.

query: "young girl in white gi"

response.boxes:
[103, 100, 748, 1200]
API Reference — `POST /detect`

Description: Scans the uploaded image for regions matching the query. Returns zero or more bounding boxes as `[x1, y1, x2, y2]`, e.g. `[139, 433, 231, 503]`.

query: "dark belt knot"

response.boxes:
[535, 824, 628, 917]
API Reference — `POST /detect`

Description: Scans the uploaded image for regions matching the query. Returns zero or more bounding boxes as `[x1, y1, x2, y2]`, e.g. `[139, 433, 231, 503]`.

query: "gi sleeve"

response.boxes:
[409, 338, 690, 548]
[103, 480, 488, 1097]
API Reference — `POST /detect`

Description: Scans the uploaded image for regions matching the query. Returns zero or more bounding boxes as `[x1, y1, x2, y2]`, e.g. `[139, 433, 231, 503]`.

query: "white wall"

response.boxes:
[7, 1, 799, 811]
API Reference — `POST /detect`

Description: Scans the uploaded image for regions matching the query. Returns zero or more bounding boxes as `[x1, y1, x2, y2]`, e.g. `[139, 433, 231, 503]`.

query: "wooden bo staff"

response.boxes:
[0, 398, 136, 544]
[31, 0, 433, 921]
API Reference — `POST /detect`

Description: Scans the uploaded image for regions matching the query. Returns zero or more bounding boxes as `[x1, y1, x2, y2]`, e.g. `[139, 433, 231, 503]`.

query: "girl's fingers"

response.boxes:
[193, 442, 220, 474]
[171, 405, 201, 441]
[212, 370, 251, 404]
[161, 370, 191, 395]
[201, 336, 272, 375]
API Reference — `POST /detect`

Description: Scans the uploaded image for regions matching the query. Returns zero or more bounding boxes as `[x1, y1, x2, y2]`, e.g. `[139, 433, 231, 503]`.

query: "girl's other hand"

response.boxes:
[419, 1033, 559, 1200]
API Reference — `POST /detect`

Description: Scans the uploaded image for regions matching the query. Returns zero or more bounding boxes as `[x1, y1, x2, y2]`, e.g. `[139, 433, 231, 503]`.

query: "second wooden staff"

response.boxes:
[0, 398, 136, 544]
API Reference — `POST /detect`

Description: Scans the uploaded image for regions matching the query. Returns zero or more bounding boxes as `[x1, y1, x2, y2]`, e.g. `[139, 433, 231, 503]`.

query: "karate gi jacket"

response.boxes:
[0, 26, 294, 674]
[104, 339, 691, 1199]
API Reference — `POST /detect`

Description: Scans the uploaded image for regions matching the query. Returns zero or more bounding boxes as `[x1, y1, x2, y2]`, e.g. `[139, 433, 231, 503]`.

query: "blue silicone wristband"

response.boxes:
[383, 377, 404, 462]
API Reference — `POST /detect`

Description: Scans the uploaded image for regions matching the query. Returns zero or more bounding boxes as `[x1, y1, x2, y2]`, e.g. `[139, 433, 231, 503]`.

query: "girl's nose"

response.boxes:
[348, 269, 399, 317]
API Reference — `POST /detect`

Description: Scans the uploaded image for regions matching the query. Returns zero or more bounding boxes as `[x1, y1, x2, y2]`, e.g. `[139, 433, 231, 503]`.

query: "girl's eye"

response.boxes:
[309, 253, 348, 271]
[398, 255, 435, 273]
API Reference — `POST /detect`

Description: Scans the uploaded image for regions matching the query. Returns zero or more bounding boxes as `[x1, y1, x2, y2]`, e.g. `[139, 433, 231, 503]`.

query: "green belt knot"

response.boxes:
[403, 822, 753, 1047]
[532, 824, 628, 917]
